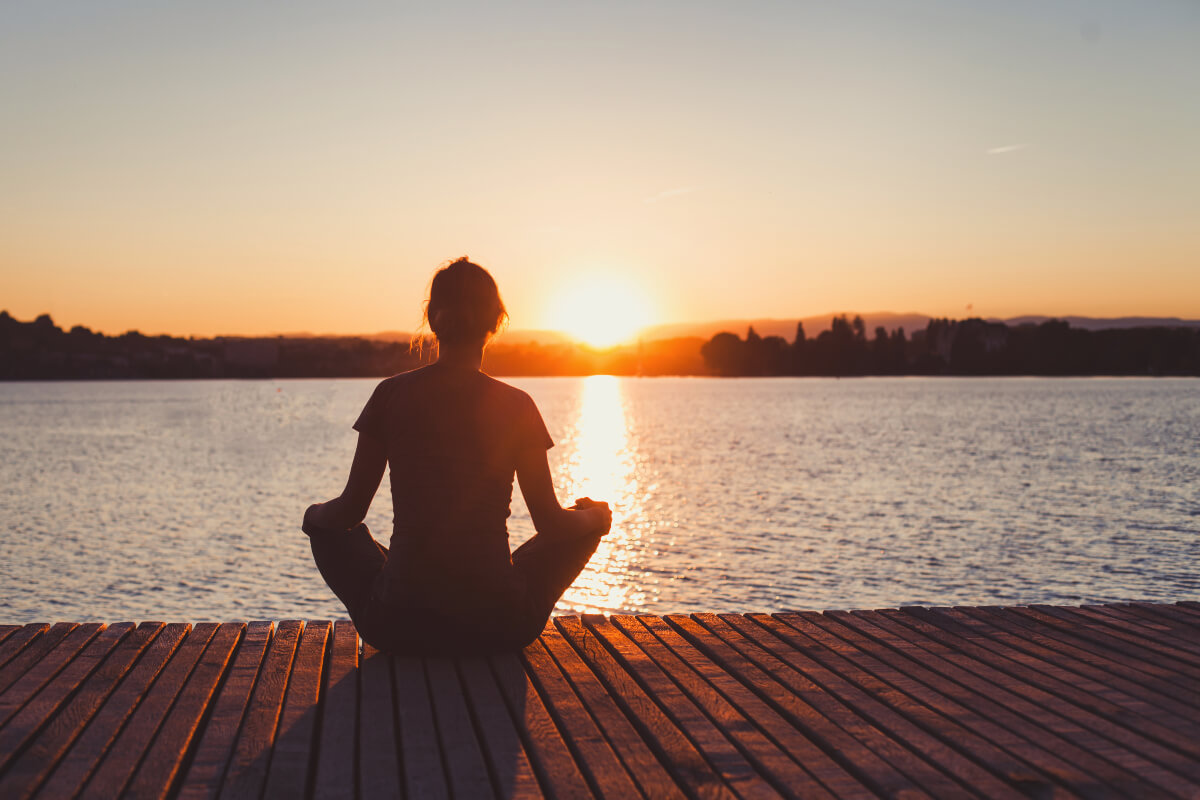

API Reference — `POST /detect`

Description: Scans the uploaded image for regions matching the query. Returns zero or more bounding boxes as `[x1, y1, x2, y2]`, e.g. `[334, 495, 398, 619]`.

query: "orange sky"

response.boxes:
[2, 2, 1198, 339]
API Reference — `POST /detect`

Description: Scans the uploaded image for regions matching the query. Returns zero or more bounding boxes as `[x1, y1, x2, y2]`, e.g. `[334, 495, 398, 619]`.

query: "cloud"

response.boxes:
[643, 187, 696, 204]
[986, 143, 1030, 155]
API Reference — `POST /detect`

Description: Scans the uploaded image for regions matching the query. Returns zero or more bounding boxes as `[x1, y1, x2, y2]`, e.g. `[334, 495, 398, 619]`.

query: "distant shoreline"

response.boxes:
[3, 311, 1199, 379]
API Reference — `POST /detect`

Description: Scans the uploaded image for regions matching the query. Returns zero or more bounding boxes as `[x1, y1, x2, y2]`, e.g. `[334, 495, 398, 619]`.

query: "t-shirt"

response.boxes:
[352, 364, 553, 615]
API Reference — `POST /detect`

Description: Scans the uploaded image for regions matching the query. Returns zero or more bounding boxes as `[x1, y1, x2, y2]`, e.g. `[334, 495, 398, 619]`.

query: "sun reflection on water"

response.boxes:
[555, 375, 648, 614]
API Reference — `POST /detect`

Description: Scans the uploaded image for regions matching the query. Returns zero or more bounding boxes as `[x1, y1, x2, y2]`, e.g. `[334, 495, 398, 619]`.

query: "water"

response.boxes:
[1, 377, 1197, 623]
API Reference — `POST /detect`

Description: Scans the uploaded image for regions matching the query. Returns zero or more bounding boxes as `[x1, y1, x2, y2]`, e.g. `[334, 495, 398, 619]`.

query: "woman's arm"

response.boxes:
[305, 432, 387, 533]
[516, 445, 611, 539]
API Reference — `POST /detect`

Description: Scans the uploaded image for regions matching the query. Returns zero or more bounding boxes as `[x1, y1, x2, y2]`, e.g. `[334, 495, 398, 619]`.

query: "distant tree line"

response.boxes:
[0, 312, 705, 379]
[0, 312, 424, 379]
[5, 310, 1198, 379]
[700, 315, 1200, 376]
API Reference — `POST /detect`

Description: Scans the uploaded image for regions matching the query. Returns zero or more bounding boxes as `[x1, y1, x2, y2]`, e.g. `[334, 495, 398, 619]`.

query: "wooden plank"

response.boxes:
[262, 620, 330, 800]
[1103, 603, 1200, 631]
[1008, 607, 1200, 705]
[881, 606, 1197, 793]
[0, 606, 1194, 800]
[819, 610, 1160, 798]
[1102, 602, 1200, 633]
[35, 623, 189, 799]
[0, 623, 102, 731]
[674, 614, 954, 798]
[0, 625, 18, 647]
[458, 655, 543, 799]
[927, 607, 1200, 759]
[0, 624, 81, 699]
[218, 620, 302, 800]
[0, 623, 131, 775]
[493, 647, 601, 800]
[614, 615, 843, 799]
[393, 655, 449, 800]
[176, 621, 273, 800]
[555, 616, 735, 799]
[586, 614, 786, 800]
[723, 613, 1041, 799]
[313, 620, 359, 800]
[1022, 606, 1200, 676]
[535, 627, 683, 800]
[356, 643, 402, 800]
[888, 608, 1200, 796]
[1082, 605, 1200, 656]
[122, 622, 244, 800]
[684, 613, 1005, 799]
[1118, 604, 1200, 652]
[0, 625, 48, 674]
[1068, 605, 1200, 663]
[775, 611, 1108, 797]
[76, 623, 217, 798]
[427, 655, 495, 798]
[1169, 602, 1200, 622]
[1120, 602, 1200, 632]
[575, 614, 762, 800]
[520, 635, 641, 798]
[969, 607, 1200, 717]
[0, 622, 156, 800]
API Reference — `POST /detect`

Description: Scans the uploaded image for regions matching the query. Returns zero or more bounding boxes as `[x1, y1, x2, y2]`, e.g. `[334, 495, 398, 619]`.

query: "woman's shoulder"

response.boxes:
[479, 373, 536, 406]
[378, 367, 533, 409]
[379, 365, 435, 386]
[365, 366, 435, 403]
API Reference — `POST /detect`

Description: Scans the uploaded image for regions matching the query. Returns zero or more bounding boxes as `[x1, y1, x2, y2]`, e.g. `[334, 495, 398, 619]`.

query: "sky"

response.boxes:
[2, 0, 1198, 338]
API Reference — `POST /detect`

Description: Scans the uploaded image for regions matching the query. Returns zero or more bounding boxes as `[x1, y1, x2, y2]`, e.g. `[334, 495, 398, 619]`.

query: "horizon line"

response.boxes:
[7, 308, 1200, 344]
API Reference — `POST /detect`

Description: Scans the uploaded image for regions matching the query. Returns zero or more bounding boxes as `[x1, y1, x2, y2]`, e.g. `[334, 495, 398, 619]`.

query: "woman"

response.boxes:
[303, 257, 611, 654]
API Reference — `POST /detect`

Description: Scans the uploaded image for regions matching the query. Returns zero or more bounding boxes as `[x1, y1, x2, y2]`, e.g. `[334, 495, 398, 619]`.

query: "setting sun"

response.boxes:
[545, 275, 655, 348]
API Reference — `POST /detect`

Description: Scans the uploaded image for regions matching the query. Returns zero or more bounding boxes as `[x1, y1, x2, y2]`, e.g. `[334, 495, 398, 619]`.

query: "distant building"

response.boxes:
[928, 318, 1009, 361]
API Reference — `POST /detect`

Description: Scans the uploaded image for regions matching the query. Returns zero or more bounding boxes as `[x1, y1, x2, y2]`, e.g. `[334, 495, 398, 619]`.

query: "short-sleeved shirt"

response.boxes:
[353, 364, 553, 619]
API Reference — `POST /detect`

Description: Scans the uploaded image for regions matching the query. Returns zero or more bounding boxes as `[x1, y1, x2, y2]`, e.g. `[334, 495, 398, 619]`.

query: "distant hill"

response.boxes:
[996, 315, 1200, 331]
[276, 313, 1200, 347]
[641, 313, 1200, 343]
[641, 313, 933, 342]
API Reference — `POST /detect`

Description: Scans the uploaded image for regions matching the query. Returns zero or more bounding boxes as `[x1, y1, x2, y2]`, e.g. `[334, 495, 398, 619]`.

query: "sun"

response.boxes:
[545, 275, 655, 348]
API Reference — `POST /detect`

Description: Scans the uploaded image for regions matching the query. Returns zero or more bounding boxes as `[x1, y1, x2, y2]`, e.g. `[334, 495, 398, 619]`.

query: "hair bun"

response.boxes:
[424, 259, 508, 345]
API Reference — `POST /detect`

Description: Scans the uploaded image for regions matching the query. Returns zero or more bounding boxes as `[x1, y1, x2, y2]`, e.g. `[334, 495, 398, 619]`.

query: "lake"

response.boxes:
[1, 376, 1197, 623]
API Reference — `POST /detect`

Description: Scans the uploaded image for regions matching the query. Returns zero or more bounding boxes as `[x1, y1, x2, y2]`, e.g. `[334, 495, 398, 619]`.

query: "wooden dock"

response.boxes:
[1, 603, 1199, 799]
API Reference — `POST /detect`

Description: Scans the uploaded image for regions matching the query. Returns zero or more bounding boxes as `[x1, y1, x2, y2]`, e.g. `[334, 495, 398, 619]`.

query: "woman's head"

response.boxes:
[424, 257, 508, 346]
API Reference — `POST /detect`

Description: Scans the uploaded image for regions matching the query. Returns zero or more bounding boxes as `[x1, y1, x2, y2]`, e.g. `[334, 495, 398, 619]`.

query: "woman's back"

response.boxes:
[355, 364, 553, 595]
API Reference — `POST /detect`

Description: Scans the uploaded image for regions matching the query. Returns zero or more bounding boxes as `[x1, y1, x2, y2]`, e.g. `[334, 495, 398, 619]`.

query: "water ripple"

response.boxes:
[0, 376, 1197, 622]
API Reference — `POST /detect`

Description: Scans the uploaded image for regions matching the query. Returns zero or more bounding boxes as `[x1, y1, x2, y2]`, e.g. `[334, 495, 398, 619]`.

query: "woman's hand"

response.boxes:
[516, 446, 612, 540]
[303, 500, 344, 536]
[571, 497, 612, 537]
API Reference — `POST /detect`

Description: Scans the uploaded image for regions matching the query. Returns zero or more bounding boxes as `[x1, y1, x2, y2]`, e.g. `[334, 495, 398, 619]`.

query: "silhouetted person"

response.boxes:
[304, 258, 612, 654]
